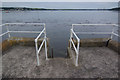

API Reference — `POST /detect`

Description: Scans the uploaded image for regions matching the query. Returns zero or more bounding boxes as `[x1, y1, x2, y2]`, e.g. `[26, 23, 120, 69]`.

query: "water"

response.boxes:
[2, 11, 118, 57]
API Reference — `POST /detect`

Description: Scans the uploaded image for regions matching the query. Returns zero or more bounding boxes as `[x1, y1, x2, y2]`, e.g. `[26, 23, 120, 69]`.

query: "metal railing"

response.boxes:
[34, 23, 48, 66]
[70, 24, 119, 66]
[0, 23, 48, 66]
[70, 28, 80, 66]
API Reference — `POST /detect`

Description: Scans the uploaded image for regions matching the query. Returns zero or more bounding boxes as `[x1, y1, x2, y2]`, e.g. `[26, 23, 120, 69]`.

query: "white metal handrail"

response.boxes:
[72, 24, 118, 26]
[75, 32, 112, 34]
[0, 31, 9, 37]
[0, 23, 48, 66]
[3, 23, 45, 25]
[70, 29, 80, 66]
[9, 31, 41, 33]
[0, 23, 45, 37]
[70, 24, 119, 67]
[35, 24, 48, 66]
[72, 24, 120, 39]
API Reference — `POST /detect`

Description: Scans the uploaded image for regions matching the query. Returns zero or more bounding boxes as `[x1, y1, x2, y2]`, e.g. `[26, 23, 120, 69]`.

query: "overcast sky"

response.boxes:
[2, 0, 119, 9]
[2, 2, 118, 9]
[1, 0, 120, 2]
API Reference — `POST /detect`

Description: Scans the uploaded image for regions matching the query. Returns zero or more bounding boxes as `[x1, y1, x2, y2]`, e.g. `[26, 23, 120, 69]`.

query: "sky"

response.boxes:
[1, 0, 119, 9]
[1, 0, 120, 2]
[2, 2, 118, 9]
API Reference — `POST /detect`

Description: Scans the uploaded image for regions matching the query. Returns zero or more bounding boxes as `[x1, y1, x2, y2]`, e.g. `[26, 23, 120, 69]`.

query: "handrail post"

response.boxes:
[70, 29, 73, 48]
[77, 39, 80, 53]
[70, 25, 74, 48]
[72, 24, 74, 30]
[111, 25, 115, 39]
[76, 52, 78, 66]
[70, 30, 72, 48]
[35, 39, 40, 66]
[6, 26, 11, 40]
[44, 24, 48, 60]
[76, 39, 80, 67]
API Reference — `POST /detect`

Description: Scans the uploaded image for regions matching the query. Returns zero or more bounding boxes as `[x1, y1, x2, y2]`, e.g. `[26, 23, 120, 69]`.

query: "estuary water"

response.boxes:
[2, 11, 118, 57]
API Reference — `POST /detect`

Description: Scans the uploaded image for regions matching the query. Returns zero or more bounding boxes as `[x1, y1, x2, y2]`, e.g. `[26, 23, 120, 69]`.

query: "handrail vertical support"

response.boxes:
[45, 38, 48, 60]
[76, 39, 80, 66]
[72, 24, 73, 30]
[111, 25, 115, 39]
[70, 25, 74, 48]
[76, 52, 78, 66]
[70, 29, 73, 48]
[6, 26, 11, 40]
[44, 24, 48, 60]
[35, 39, 40, 66]
[77, 39, 80, 53]
[70, 30, 72, 48]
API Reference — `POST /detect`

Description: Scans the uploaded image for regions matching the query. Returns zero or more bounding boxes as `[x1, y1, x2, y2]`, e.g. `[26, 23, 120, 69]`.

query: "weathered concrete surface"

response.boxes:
[2, 46, 46, 78]
[69, 38, 110, 47]
[108, 40, 120, 54]
[0, 37, 49, 53]
[68, 47, 118, 78]
[2, 46, 118, 78]
[69, 38, 119, 54]
[80, 38, 110, 47]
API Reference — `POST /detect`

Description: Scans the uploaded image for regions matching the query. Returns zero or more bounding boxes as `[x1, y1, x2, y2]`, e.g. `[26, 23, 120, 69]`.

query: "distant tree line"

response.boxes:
[110, 7, 120, 10]
[0, 7, 120, 11]
[0, 7, 47, 10]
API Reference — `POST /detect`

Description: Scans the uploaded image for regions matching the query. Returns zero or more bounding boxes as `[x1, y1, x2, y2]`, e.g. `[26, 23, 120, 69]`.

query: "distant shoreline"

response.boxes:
[1, 7, 120, 11]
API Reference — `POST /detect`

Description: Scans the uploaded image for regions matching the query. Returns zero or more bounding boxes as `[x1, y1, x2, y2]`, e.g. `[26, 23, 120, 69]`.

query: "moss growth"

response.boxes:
[68, 38, 119, 54]
[69, 38, 109, 47]
[0, 37, 49, 53]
